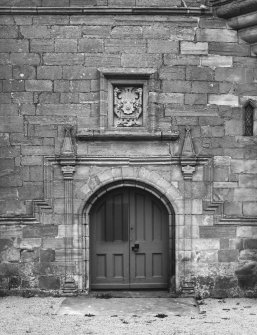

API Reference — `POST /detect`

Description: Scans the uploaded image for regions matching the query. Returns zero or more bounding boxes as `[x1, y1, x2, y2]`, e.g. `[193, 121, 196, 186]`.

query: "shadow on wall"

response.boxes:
[236, 262, 257, 289]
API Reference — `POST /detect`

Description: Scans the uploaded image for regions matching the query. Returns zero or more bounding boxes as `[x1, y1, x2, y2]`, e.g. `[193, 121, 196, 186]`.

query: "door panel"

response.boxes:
[90, 187, 169, 289]
[91, 191, 130, 289]
[130, 189, 168, 288]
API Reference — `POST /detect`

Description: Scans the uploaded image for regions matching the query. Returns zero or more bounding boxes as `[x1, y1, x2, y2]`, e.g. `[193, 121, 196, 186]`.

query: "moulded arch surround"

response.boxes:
[77, 166, 183, 217]
[81, 179, 177, 292]
[84, 179, 175, 217]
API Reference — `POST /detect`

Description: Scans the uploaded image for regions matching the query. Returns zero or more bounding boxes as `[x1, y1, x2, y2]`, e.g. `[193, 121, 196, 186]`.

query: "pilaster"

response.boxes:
[180, 127, 197, 295]
[60, 126, 77, 295]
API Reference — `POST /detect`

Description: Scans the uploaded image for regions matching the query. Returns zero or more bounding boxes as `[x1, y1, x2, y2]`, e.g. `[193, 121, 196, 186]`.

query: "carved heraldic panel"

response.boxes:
[113, 86, 143, 127]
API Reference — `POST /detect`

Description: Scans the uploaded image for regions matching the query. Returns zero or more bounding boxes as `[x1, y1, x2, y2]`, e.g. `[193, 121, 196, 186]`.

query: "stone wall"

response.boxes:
[1, 1, 257, 297]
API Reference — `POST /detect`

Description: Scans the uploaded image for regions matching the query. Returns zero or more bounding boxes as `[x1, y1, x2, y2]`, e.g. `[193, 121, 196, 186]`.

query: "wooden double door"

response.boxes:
[90, 187, 169, 289]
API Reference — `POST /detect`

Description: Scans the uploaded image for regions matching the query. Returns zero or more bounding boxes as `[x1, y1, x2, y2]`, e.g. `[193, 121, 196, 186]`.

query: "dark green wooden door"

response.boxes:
[90, 187, 169, 289]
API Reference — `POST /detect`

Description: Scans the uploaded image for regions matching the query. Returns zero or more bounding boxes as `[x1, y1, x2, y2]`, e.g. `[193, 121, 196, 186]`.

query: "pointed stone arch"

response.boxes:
[244, 100, 255, 136]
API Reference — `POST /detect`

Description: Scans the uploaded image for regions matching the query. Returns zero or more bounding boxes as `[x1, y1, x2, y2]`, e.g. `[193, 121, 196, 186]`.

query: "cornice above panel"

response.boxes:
[76, 132, 180, 142]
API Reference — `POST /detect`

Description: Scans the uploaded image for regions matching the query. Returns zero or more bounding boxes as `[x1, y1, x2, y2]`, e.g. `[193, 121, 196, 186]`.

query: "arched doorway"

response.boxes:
[89, 186, 173, 290]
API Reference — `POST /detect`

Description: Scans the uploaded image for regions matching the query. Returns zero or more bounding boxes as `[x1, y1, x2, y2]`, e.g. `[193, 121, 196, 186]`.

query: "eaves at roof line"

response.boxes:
[0, 6, 213, 16]
[210, 0, 257, 19]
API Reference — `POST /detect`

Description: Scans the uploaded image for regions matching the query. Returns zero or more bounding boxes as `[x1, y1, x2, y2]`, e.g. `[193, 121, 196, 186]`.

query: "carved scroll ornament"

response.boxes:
[113, 86, 143, 127]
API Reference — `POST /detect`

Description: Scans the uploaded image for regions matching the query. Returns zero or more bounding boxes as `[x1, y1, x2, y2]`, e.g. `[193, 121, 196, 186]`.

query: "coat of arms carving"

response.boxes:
[113, 86, 143, 127]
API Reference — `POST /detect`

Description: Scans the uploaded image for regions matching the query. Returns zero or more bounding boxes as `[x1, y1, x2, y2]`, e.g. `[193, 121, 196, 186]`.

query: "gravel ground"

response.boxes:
[1, 296, 257, 335]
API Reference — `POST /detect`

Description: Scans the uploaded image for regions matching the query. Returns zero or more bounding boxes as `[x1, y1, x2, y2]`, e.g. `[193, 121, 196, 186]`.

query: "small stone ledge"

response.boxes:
[0, 6, 212, 16]
[76, 131, 179, 142]
[0, 216, 39, 225]
[216, 217, 257, 226]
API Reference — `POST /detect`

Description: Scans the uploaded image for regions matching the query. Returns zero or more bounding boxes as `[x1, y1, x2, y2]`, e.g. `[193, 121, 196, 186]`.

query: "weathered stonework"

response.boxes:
[1, 0, 257, 298]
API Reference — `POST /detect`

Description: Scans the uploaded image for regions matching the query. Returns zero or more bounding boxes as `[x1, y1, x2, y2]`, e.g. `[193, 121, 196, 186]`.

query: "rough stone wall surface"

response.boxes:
[0, 5, 257, 297]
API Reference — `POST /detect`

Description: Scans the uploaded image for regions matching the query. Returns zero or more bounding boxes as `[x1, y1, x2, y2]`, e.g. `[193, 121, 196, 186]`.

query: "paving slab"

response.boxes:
[58, 296, 199, 317]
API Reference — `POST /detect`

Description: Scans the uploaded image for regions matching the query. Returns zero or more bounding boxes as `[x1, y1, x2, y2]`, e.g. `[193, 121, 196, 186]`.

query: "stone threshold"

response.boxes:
[89, 290, 174, 298]
[0, 6, 213, 16]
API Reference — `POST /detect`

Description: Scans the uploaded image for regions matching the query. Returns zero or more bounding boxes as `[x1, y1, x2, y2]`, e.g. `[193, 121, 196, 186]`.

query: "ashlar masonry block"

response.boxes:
[3, 80, 24, 92]
[25, 80, 53, 92]
[200, 226, 237, 239]
[37, 66, 62, 80]
[180, 42, 208, 55]
[0, 40, 29, 52]
[121, 53, 162, 68]
[192, 239, 220, 251]
[197, 29, 238, 43]
[43, 238, 65, 249]
[224, 201, 243, 216]
[209, 42, 250, 57]
[215, 68, 253, 83]
[158, 93, 184, 104]
[237, 227, 256, 238]
[78, 38, 104, 53]
[162, 80, 191, 93]
[19, 238, 42, 250]
[243, 202, 257, 216]
[10, 53, 41, 66]
[225, 120, 243, 136]
[43, 53, 84, 66]
[159, 66, 186, 80]
[186, 66, 214, 81]
[50, 26, 81, 39]
[200, 55, 233, 68]
[0, 26, 18, 39]
[208, 94, 239, 107]
[148, 40, 179, 54]
[55, 39, 78, 53]
[239, 175, 257, 188]
[13, 65, 36, 80]
[20, 26, 50, 39]
[30, 40, 54, 53]
[234, 189, 257, 202]
[105, 39, 146, 54]
[218, 250, 239, 262]
[0, 65, 12, 79]
[110, 26, 142, 39]
[231, 160, 257, 174]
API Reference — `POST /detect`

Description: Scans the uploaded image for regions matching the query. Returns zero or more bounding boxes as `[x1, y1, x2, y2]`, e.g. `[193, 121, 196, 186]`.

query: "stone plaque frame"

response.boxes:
[98, 68, 156, 132]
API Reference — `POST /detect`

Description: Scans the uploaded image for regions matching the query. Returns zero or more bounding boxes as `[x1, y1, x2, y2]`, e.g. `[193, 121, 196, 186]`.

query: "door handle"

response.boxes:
[132, 243, 139, 252]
